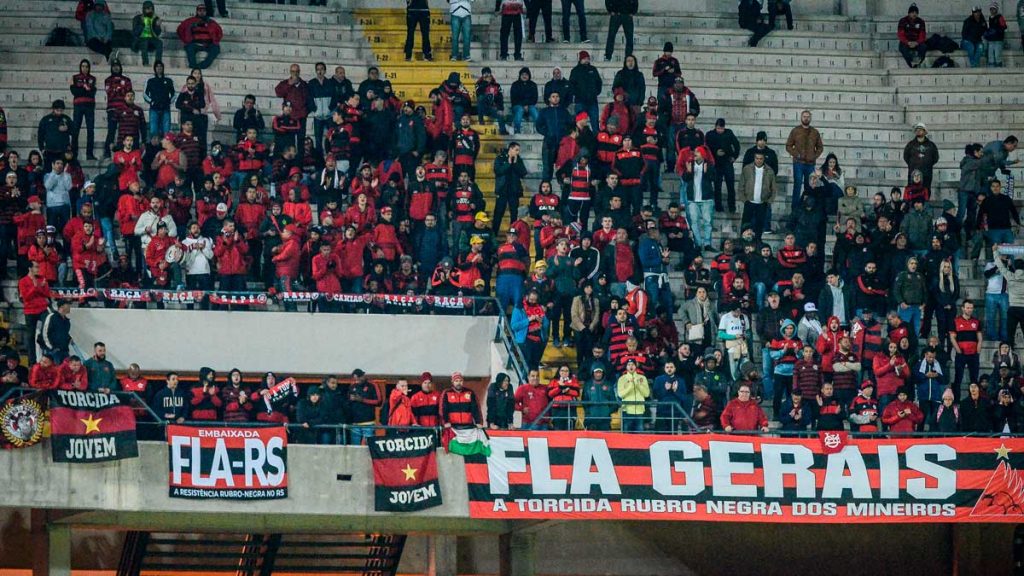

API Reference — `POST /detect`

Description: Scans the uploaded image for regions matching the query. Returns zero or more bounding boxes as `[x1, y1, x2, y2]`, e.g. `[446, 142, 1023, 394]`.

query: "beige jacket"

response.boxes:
[738, 163, 776, 204]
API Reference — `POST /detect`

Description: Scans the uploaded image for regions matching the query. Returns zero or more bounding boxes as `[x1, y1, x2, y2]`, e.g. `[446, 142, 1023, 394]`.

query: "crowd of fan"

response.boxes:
[1, 0, 1024, 438]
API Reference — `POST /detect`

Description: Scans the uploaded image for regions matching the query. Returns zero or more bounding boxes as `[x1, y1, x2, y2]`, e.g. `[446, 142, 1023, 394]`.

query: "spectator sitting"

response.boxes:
[84, 0, 114, 61]
[897, 3, 928, 68]
[177, 4, 223, 70]
[131, 1, 163, 66]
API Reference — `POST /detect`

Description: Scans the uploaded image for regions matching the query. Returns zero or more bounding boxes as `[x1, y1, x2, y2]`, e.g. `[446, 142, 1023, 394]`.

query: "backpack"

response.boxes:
[45, 27, 83, 47]
[932, 55, 956, 68]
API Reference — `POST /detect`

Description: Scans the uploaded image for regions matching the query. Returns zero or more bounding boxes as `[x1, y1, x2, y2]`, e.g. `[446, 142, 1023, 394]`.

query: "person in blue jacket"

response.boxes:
[638, 219, 674, 316]
[914, 347, 948, 430]
[652, 360, 689, 432]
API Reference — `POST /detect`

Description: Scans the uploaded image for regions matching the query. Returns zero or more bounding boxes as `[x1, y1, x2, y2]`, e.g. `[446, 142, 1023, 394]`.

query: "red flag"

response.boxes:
[817, 430, 848, 455]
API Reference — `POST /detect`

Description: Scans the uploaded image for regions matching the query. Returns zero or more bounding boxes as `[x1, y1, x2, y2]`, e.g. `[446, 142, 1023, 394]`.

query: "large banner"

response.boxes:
[465, 431, 1024, 523]
[50, 390, 138, 463]
[368, 432, 443, 512]
[167, 425, 288, 500]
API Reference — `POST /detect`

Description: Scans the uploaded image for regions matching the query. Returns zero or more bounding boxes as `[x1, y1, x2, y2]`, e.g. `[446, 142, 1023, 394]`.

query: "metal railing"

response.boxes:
[3, 387, 1022, 441]
[495, 309, 529, 384]
[47, 288, 503, 317]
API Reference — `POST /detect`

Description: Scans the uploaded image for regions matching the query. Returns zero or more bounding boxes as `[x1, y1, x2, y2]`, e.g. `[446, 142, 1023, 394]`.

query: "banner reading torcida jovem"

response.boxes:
[464, 431, 1024, 523]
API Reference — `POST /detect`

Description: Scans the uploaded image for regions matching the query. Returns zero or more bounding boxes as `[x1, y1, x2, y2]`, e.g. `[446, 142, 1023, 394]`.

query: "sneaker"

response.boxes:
[450, 56, 458, 61]
[465, 57, 473, 62]
[553, 340, 563, 348]
[581, 38, 591, 43]
[404, 55, 412, 62]
[514, 56, 525, 61]
[561, 39, 570, 43]
[499, 56, 509, 61]
[424, 55, 434, 62]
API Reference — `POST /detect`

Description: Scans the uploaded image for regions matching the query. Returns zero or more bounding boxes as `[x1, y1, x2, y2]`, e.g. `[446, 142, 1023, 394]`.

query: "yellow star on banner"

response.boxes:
[401, 464, 418, 481]
[80, 414, 102, 434]
[995, 444, 1013, 460]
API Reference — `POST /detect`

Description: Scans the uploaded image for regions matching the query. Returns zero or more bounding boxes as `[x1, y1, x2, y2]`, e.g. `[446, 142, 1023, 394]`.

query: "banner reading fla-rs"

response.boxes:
[50, 390, 138, 463]
[168, 425, 288, 500]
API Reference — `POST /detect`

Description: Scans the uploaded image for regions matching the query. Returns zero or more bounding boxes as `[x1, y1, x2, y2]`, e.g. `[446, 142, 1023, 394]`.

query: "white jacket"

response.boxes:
[134, 210, 178, 250]
[180, 236, 214, 276]
[449, 0, 473, 17]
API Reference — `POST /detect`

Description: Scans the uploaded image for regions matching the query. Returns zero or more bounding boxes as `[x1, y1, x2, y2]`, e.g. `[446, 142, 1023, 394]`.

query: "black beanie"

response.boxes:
[664, 42, 674, 53]
[908, 3, 918, 13]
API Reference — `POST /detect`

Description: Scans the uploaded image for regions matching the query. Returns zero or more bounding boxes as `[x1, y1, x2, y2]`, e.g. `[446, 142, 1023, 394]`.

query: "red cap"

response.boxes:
[451, 371, 464, 382]
[421, 371, 433, 382]
[575, 112, 589, 123]
[860, 379, 874, 390]
[284, 224, 299, 235]
[288, 166, 302, 178]
[26, 195, 41, 204]
[579, 50, 590, 60]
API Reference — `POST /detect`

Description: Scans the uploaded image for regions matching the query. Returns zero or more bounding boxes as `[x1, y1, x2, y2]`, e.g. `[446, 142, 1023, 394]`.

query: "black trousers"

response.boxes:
[1008, 306, 1024, 346]
[712, 159, 736, 212]
[204, 0, 227, 15]
[768, 1, 793, 29]
[899, 42, 928, 67]
[73, 105, 95, 158]
[500, 14, 524, 59]
[405, 11, 432, 58]
[527, 0, 553, 41]
[491, 194, 519, 234]
[604, 13, 633, 59]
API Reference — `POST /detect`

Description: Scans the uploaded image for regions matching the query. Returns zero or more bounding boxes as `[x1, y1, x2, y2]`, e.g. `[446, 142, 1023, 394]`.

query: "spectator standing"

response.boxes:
[348, 369, 381, 445]
[705, 118, 740, 213]
[881, 387, 924, 433]
[38, 101, 74, 168]
[131, 1, 163, 66]
[994, 247, 1024, 345]
[449, 0, 473, 61]
[153, 373, 187, 423]
[914, 348, 947, 428]
[177, 4, 223, 70]
[739, 0, 772, 47]
[275, 64, 313, 145]
[582, 366, 616, 430]
[39, 301, 73, 364]
[497, 0, 526, 62]
[486, 373, 515, 429]
[768, 0, 793, 30]
[405, 0, 433, 62]
[962, 7, 988, 68]
[536, 92, 571, 181]
[987, 3, 1007, 67]
[785, 110, 823, 216]
[103, 60, 132, 159]
[738, 150, 775, 240]
[70, 60, 98, 161]
[43, 159, 73, 234]
[203, 0, 229, 18]
[903, 122, 939, 188]
[979, 136, 1018, 185]
[617, 358, 650, 432]
[651, 43, 681, 100]
[492, 142, 528, 233]
[978, 178, 1020, 247]
[440, 371, 483, 429]
[984, 252, 1010, 343]
[560, 0, 588, 43]
[721, 383, 769, 432]
[83, 342, 115, 394]
[569, 51, 603, 129]
[144, 62, 174, 139]
[604, 0, 637, 61]
[18, 261, 50, 365]
[897, 3, 927, 68]
[950, 300, 982, 400]
[527, 0, 554, 43]
[958, 143, 984, 224]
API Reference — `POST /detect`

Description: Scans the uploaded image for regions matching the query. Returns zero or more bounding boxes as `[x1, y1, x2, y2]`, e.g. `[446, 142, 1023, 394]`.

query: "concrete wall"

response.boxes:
[68, 309, 497, 378]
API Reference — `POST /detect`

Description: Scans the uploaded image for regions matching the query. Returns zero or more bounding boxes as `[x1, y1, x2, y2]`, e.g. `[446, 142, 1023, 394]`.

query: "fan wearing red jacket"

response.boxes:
[426, 89, 454, 152]
[71, 221, 107, 289]
[116, 182, 147, 272]
[112, 136, 143, 191]
[214, 221, 249, 291]
[546, 365, 581, 430]
[18, 261, 50, 364]
[55, 356, 89, 391]
[191, 377, 223, 421]
[343, 192, 377, 236]
[311, 242, 342, 292]
[410, 373, 442, 427]
[144, 222, 177, 287]
[370, 206, 403, 264]
[271, 225, 301, 292]
[881, 387, 923, 434]
[15, 197, 46, 269]
[28, 231, 61, 283]
[720, 383, 769, 432]
[335, 226, 370, 292]
[388, 381, 418, 428]
[815, 315, 847, 379]
[872, 340, 910, 411]
[28, 355, 59, 390]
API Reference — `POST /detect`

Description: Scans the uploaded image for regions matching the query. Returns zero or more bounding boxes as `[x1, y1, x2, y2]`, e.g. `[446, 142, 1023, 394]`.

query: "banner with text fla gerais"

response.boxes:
[463, 431, 1024, 523]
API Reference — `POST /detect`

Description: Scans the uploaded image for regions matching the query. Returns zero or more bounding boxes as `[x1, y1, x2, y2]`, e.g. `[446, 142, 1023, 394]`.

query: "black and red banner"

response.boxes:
[167, 425, 288, 500]
[368, 431, 443, 512]
[465, 431, 1024, 523]
[49, 390, 138, 463]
